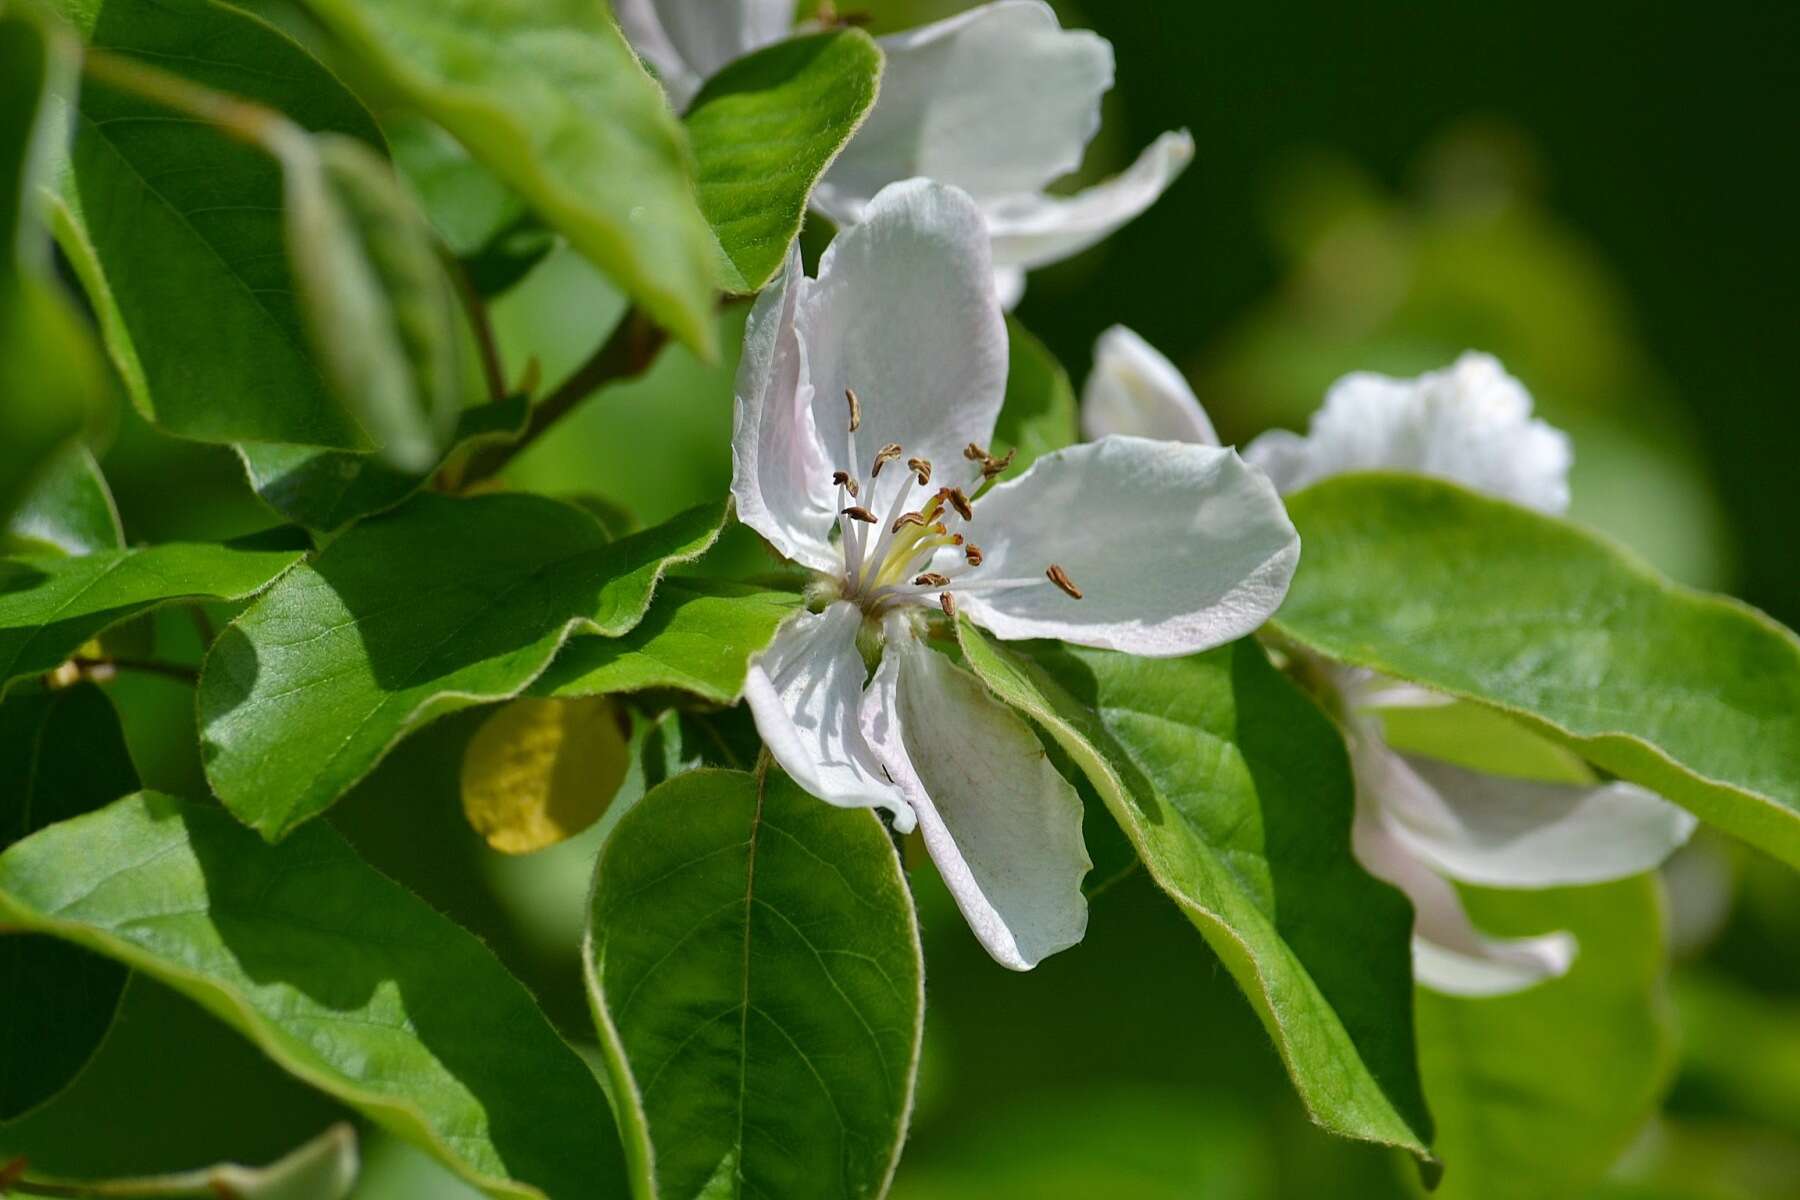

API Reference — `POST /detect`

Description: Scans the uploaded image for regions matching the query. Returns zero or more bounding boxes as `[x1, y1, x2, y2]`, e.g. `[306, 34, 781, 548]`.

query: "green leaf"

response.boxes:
[988, 316, 1079, 481]
[956, 623, 1436, 1163]
[199, 493, 722, 840]
[585, 767, 924, 1200]
[298, 0, 719, 357]
[280, 133, 464, 472]
[3, 445, 123, 556]
[534, 578, 802, 705]
[0, 5, 108, 523]
[51, 0, 384, 449]
[686, 29, 882, 293]
[1272, 474, 1800, 868]
[0, 536, 306, 693]
[236, 393, 529, 532]
[1416, 876, 1672, 1200]
[0, 683, 136, 1120]
[0, 791, 629, 1200]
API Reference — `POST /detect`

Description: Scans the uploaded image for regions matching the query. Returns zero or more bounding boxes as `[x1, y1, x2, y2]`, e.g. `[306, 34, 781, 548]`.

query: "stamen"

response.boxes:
[914, 572, 951, 588]
[944, 487, 973, 521]
[964, 543, 984, 566]
[831, 470, 859, 498]
[871, 443, 903, 477]
[907, 457, 932, 485]
[891, 511, 929, 533]
[1046, 563, 1083, 599]
[845, 387, 861, 433]
[964, 442, 988, 463]
[842, 506, 878, 524]
[980, 448, 1016, 479]
[939, 591, 957, 618]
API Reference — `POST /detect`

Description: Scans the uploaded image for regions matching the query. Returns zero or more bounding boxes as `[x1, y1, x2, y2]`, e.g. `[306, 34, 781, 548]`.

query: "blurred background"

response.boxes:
[66, 1, 1799, 1197]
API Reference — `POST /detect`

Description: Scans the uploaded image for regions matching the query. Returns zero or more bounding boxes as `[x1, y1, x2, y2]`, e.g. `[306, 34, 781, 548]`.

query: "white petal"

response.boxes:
[614, 0, 792, 109]
[861, 621, 1089, 969]
[955, 438, 1299, 657]
[1354, 811, 1577, 998]
[744, 602, 913, 830]
[1365, 745, 1697, 888]
[993, 266, 1027, 311]
[983, 130, 1195, 272]
[813, 0, 1112, 220]
[799, 179, 1008, 515]
[1244, 351, 1573, 513]
[730, 246, 839, 572]
[1080, 324, 1218, 445]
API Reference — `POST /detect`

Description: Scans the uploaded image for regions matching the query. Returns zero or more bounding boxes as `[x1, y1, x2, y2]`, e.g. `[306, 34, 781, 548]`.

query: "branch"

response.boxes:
[456, 306, 668, 487]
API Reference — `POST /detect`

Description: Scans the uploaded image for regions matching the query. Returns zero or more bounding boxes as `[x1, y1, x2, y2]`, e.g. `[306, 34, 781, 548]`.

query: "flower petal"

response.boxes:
[983, 130, 1195, 272]
[729, 246, 839, 571]
[861, 619, 1089, 970]
[614, 0, 792, 108]
[813, 0, 1112, 220]
[1354, 811, 1577, 998]
[954, 437, 1298, 656]
[1364, 744, 1697, 887]
[1244, 352, 1573, 513]
[744, 602, 913, 830]
[799, 179, 1008, 514]
[1080, 324, 1218, 445]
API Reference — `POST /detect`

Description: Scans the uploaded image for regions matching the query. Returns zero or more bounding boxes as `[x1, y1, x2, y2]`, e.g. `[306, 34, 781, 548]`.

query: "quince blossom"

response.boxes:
[614, 0, 1193, 305]
[1081, 335, 1697, 994]
[735, 184, 1298, 969]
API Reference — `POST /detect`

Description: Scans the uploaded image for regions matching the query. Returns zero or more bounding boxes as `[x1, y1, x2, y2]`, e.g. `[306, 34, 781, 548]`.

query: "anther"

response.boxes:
[964, 543, 984, 566]
[964, 442, 989, 462]
[845, 387, 861, 433]
[841, 506, 877, 524]
[891, 511, 929, 532]
[831, 470, 859, 498]
[1046, 563, 1083, 599]
[939, 591, 957, 618]
[914, 572, 951, 587]
[980, 448, 1016, 479]
[944, 488, 973, 520]
[871, 443, 903, 476]
[907, 457, 932, 485]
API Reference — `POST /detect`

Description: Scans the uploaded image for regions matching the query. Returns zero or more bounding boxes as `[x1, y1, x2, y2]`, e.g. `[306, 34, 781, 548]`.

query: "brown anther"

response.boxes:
[945, 487, 973, 520]
[963, 543, 984, 566]
[932, 522, 948, 536]
[871, 442, 903, 476]
[907, 457, 932, 485]
[980, 448, 1016, 478]
[951, 533, 965, 545]
[891, 511, 929, 533]
[831, 470, 859, 498]
[845, 387, 861, 433]
[841, 506, 877, 524]
[914, 572, 951, 588]
[964, 442, 989, 462]
[1046, 563, 1083, 599]
[939, 591, 958, 618]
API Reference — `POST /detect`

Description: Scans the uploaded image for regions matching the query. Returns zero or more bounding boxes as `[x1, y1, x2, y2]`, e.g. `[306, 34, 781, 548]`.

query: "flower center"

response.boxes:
[828, 387, 1083, 618]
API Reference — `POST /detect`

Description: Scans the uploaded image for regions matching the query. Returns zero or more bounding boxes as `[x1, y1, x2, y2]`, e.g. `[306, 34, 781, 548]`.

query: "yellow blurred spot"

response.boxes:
[462, 696, 629, 854]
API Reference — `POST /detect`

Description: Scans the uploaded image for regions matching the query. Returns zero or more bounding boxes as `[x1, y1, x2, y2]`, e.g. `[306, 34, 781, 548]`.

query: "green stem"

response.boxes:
[80, 48, 296, 155]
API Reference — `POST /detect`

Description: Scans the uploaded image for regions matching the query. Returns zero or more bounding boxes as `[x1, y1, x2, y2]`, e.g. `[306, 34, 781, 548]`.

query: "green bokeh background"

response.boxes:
[64, 1, 1800, 1197]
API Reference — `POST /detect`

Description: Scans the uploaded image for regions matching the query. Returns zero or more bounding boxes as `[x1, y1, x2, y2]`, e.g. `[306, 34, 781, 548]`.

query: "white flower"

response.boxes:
[1081, 335, 1697, 994]
[735, 182, 1299, 969]
[614, 0, 1194, 305]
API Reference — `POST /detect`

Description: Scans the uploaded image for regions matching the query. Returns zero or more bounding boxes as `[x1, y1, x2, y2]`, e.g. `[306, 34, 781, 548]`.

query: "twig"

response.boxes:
[457, 307, 668, 487]
[71, 657, 200, 685]
[446, 252, 507, 404]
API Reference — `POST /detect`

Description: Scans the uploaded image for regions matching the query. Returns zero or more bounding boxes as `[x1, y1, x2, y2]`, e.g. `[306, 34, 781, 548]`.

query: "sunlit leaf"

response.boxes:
[3, 446, 122, 556]
[1274, 473, 1800, 867]
[297, 0, 720, 356]
[0, 791, 629, 1199]
[957, 624, 1436, 1165]
[199, 494, 722, 840]
[585, 767, 923, 1200]
[686, 29, 881, 293]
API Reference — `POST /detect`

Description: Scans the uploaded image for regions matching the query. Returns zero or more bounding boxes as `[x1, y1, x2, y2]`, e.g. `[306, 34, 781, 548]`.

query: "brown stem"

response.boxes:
[457, 307, 668, 487]
[72, 657, 200, 685]
[446, 253, 507, 404]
